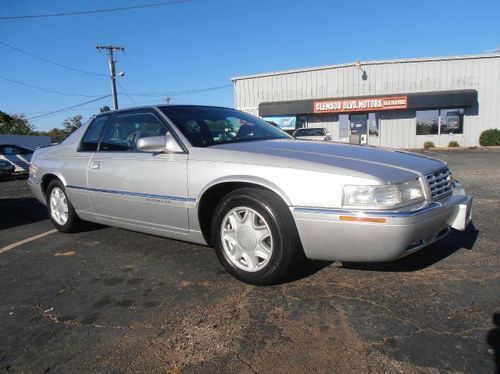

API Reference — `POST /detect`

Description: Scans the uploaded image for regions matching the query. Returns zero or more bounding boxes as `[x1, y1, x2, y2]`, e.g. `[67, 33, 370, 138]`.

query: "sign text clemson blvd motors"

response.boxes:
[314, 96, 408, 113]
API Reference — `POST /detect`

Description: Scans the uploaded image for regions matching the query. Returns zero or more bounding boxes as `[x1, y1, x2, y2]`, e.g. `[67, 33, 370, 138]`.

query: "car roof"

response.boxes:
[93, 104, 235, 119]
[0, 144, 33, 149]
[295, 127, 326, 131]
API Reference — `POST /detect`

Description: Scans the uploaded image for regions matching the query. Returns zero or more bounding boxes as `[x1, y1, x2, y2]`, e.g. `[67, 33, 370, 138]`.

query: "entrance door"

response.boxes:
[339, 114, 349, 142]
[349, 114, 368, 145]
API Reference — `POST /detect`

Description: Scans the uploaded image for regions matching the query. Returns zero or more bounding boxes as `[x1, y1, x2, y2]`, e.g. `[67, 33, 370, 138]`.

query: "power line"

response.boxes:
[0, 74, 106, 97]
[124, 84, 233, 97]
[0, 41, 105, 76]
[117, 80, 138, 106]
[0, 0, 191, 20]
[28, 95, 110, 121]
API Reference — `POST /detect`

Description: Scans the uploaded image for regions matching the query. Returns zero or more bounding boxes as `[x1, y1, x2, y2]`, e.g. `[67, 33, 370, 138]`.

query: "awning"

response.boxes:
[259, 90, 478, 116]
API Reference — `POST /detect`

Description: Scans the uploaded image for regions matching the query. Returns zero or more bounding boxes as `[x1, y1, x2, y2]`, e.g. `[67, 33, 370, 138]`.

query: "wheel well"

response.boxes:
[41, 174, 61, 197]
[197, 182, 284, 245]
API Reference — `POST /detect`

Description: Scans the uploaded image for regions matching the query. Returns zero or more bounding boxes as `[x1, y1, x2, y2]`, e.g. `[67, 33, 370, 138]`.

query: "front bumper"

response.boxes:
[291, 187, 472, 262]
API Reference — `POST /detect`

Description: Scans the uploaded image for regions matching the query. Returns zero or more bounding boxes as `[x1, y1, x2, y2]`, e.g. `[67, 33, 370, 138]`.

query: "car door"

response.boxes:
[65, 115, 110, 214]
[86, 109, 189, 234]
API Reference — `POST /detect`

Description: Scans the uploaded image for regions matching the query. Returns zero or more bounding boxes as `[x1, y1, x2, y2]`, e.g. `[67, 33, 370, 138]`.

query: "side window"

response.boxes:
[3, 146, 20, 155]
[99, 112, 167, 152]
[19, 147, 33, 155]
[2, 146, 30, 155]
[79, 116, 108, 152]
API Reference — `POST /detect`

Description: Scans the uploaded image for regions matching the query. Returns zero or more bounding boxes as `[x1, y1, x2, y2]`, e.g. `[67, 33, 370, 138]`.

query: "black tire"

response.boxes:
[46, 179, 84, 233]
[211, 187, 304, 285]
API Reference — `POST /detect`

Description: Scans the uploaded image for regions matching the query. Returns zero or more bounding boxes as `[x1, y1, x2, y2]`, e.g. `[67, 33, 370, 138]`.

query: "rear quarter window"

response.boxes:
[79, 116, 108, 152]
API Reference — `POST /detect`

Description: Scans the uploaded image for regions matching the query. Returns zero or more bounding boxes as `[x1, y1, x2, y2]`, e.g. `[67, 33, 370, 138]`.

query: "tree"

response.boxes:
[37, 128, 67, 143]
[62, 115, 83, 136]
[100, 105, 111, 113]
[0, 111, 35, 135]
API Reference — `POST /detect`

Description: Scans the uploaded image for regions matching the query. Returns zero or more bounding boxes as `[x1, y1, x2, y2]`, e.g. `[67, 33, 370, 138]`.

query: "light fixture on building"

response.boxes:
[356, 59, 368, 81]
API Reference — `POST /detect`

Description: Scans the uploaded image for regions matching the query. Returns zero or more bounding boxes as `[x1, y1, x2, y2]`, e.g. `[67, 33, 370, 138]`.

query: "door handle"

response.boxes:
[91, 161, 101, 170]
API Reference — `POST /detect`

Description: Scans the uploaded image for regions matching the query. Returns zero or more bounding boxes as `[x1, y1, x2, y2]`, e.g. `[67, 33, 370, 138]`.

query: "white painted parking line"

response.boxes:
[421, 150, 448, 158]
[0, 229, 57, 254]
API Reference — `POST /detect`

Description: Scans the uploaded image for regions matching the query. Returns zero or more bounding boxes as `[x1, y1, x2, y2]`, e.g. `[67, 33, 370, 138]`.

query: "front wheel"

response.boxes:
[46, 180, 84, 233]
[211, 187, 304, 285]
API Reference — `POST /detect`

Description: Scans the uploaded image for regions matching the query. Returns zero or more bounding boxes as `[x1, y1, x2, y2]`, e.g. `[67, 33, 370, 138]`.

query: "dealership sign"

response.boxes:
[314, 96, 408, 113]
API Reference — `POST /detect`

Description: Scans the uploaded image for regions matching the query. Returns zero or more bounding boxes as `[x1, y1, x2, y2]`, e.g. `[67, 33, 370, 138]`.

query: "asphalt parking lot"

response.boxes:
[0, 148, 499, 373]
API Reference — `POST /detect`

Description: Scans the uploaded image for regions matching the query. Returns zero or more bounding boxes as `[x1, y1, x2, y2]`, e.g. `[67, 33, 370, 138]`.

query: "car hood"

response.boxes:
[191, 139, 446, 183]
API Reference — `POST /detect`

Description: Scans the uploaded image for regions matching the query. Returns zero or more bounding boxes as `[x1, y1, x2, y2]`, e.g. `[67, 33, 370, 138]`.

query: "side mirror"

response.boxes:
[137, 132, 183, 153]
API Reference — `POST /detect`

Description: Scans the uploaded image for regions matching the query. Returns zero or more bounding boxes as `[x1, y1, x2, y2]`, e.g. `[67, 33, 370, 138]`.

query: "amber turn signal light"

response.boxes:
[339, 216, 386, 223]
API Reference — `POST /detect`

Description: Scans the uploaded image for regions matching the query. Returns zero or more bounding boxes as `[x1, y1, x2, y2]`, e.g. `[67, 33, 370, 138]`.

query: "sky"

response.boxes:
[1, 0, 499, 131]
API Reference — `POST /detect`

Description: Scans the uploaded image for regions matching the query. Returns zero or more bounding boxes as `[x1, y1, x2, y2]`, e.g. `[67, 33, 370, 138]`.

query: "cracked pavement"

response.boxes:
[0, 148, 499, 373]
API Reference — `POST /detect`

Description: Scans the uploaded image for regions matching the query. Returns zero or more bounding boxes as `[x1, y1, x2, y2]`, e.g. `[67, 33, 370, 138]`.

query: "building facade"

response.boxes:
[232, 54, 500, 148]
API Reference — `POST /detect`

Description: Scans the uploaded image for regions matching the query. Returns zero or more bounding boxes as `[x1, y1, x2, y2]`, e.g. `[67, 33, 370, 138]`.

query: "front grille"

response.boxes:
[426, 167, 453, 200]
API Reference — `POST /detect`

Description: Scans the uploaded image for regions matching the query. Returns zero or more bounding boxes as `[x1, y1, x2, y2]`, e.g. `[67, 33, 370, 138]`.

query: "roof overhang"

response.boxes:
[259, 90, 478, 117]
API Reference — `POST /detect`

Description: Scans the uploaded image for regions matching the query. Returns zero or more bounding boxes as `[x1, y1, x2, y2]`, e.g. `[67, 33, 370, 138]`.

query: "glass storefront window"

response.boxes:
[440, 108, 464, 134]
[368, 113, 379, 136]
[416, 110, 439, 135]
[416, 108, 464, 135]
[339, 114, 349, 142]
[261, 115, 297, 131]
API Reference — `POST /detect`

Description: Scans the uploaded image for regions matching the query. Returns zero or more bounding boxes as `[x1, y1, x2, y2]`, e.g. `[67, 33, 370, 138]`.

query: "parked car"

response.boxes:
[28, 105, 472, 285]
[293, 127, 331, 141]
[0, 144, 34, 174]
[0, 159, 15, 177]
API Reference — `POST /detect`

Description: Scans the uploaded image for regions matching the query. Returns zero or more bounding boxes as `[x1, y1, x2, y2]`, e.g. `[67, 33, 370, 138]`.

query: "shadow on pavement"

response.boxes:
[0, 197, 105, 233]
[0, 174, 29, 182]
[0, 198, 48, 230]
[340, 223, 479, 272]
[279, 259, 334, 284]
[487, 313, 500, 374]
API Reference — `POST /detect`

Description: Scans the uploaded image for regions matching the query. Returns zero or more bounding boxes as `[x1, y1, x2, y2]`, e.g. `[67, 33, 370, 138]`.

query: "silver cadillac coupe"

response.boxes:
[28, 105, 472, 285]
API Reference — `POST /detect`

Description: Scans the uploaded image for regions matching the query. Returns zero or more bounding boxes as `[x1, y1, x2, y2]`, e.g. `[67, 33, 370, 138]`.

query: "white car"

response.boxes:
[0, 144, 33, 174]
[293, 127, 331, 141]
[28, 105, 472, 285]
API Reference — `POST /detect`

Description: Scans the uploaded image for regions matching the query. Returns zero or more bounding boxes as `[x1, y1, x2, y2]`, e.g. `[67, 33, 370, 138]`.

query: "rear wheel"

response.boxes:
[212, 187, 304, 285]
[46, 180, 83, 233]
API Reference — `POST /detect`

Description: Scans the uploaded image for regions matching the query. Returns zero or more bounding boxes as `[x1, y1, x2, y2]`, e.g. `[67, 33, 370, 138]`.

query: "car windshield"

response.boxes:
[159, 106, 291, 147]
[295, 128, 326, 136]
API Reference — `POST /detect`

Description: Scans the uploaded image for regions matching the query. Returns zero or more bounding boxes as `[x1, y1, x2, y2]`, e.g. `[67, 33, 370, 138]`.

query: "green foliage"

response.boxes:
[37, 128, 67, 143]
[479, 129, 500, 146]
[448, 141, 460, 147]
[37, 115, 84, 143]
[100, 105, 111, 113]
[0, 108, 99, 143]
[62, 115, 83, 136]
[0, 111, 35, 135]
[423, 141, 435, 149]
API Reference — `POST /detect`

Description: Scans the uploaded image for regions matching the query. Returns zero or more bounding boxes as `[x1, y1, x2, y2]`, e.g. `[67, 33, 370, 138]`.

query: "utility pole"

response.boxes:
[96, 45, 125, 110]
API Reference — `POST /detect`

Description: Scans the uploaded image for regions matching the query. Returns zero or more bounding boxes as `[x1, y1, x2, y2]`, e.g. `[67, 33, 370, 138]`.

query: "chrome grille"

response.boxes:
[426, 167, 452, 200]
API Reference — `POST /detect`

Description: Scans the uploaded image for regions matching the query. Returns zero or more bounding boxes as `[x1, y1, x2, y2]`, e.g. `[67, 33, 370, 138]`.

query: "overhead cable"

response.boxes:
[0, 41, 105, 76]
[28, 95, 111, 120]
[0, 0, 191, 20]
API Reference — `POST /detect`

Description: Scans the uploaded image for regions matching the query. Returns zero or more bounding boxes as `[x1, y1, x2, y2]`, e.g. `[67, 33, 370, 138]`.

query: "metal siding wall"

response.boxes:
[234, 56, 500, 147]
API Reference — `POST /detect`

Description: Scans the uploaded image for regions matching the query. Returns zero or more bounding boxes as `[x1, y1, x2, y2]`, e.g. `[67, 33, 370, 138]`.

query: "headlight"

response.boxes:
[343, 179, 424, 208]
[399, 179, 424, 201]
